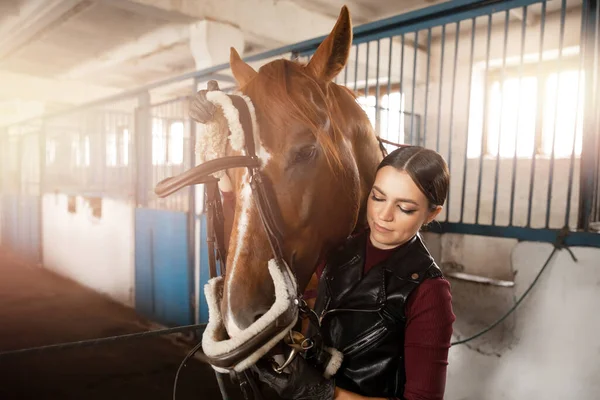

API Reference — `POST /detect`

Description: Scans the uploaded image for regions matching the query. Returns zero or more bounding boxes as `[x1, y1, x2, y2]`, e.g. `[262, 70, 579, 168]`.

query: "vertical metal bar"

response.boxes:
[475, 14, 493, 224]
[135, 91, 151, 208]
[410, 31, 419, 144]
[545, 0, 567, 229]
[578, 0, 600, 230]
[423, 28, 432, 146]
[188, 84, 197, 327]
[375, 39, 381, 135]
[460, 18, 477, 223]
[565, 1, 587, 228]
[509, 7, 529, 226]
[100, 109, 106, 192]
[400, 34, 406, 144]
[37, 123, 45, 265]
[445, 21, 461, 223]
[436, 25, 446, 152]
[527, 0, 547, 227]
[386, 37, 393, 142]
[491, 10, 511, 226]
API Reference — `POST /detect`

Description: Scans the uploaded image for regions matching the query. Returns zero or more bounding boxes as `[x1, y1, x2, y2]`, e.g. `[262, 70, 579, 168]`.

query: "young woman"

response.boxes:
[252, 145, 455, 400]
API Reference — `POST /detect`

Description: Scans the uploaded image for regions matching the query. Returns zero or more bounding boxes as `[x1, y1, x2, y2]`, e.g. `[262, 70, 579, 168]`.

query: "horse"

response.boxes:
[216, 5, 382, 336]
[156, 4, 384, 378]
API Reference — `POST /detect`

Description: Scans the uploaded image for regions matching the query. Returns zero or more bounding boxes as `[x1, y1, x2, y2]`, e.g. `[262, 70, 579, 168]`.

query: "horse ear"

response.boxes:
[306, 6, 353, 82]
[230, 47, 257, 87]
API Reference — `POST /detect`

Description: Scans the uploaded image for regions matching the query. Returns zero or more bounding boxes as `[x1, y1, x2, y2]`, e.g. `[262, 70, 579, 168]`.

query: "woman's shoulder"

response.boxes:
[405, 277, 454, 321]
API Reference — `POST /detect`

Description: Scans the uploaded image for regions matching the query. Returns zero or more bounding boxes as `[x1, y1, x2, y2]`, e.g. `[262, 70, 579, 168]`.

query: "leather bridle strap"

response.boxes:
[229, 95, 286, 266]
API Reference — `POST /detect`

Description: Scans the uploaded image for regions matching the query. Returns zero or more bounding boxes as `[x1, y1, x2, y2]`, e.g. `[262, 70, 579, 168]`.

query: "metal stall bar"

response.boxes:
[400, 34, 406, 145]
[436, 25, 446, 152]
[375, 39, 381, 135]
[565, 1, 587, 228]
[423, 28, 432, 146]
[460, 18, 477, 223]
[545, 0, 568, 229]
[386, 36, 393, 145]
[445, 21, 461, 223]
[491, 10, 511, 226]
[475, 14, 493, 224]
[409, 30, 419, 144]
[509, 6, 529, 226]
[527, 0, 547, 227]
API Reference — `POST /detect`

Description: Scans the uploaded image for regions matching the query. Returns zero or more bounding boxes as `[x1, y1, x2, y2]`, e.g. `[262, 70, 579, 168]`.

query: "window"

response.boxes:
[357, 92, 406, 153]
[72, 135, 90, 167]
[106, 132, 117, 166]
[152, 118, 185, 165]
[168, 122, 184, 165]
[472, 62, 584, 159]
[106, 126, 130, 166]
[152, 118, 166, 165]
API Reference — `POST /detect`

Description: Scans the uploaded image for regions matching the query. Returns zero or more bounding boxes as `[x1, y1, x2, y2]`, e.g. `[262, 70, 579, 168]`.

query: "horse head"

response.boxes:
[219, 6, 382, 337]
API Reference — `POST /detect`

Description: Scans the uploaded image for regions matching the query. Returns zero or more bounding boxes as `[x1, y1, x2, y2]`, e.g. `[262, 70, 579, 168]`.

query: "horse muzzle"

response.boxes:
[201, 258, 299, 373]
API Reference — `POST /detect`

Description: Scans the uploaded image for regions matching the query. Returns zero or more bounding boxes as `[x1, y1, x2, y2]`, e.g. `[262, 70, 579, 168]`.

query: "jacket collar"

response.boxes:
[324, 231, 418, 309]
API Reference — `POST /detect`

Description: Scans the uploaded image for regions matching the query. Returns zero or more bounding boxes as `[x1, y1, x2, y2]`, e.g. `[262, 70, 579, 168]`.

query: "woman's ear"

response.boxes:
[425, 205, 443, 225]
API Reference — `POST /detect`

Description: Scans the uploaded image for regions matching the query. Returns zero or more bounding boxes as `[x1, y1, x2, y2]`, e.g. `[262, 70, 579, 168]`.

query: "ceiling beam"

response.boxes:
[0, 70, 120, 106]
[0, 0, 96, 62]
[60, 24, 191, 79]
[100, 0, 196, 24]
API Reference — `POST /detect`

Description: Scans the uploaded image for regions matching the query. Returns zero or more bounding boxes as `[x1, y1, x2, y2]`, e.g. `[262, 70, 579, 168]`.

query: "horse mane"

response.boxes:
[240, 59, 366, 173]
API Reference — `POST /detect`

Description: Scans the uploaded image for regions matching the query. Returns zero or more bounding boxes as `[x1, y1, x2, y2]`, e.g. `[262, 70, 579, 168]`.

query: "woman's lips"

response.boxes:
[373, 222, 392, 233]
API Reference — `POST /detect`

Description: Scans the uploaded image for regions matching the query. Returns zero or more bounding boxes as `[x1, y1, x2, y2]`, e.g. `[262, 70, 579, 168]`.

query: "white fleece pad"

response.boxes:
[202, 259, 299, 372]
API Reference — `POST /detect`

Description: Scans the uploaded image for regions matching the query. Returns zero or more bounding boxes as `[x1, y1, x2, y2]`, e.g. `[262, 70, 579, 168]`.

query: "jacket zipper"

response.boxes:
[341, 322, 388, 356]
[319, 254, 363, 323]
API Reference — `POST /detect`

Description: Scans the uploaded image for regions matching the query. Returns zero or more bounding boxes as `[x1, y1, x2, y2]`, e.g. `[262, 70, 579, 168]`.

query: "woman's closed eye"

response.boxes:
[399, 206, 416, 215]
[372, 193, 417, 215]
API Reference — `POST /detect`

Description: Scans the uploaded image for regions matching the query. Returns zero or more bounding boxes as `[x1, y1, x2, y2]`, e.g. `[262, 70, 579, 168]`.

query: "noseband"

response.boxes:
[154, 84, 303, 372]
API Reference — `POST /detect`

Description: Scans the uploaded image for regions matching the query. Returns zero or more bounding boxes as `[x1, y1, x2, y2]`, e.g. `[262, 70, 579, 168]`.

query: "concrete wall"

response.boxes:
[41, 193, 135, 307]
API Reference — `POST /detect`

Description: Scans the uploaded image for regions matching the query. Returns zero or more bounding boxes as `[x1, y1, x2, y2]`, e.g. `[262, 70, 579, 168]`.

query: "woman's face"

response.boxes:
[367, 166, 442, 250]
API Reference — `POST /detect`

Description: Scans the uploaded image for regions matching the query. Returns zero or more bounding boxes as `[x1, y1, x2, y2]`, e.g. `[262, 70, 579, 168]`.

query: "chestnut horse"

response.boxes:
[215, 6, 382, 338]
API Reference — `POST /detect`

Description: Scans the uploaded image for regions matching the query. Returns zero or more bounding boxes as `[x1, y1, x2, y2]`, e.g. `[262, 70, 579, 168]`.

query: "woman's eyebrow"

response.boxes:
[372, 185, 419, 205]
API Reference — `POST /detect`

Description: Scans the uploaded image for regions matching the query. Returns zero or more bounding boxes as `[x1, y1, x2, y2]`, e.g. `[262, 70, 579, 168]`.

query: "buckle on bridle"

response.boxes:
[270, 330, 314, 374]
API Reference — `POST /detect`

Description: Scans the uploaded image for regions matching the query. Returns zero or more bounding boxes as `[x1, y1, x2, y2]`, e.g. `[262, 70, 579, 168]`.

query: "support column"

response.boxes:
[189, 20, 245, 70]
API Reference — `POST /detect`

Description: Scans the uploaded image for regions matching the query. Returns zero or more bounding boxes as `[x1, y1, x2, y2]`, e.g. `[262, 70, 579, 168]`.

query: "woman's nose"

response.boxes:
[379, 203, 394, 221]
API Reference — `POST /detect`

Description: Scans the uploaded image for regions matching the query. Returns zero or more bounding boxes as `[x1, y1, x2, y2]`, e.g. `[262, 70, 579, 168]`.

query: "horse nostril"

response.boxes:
[253, 313, 265, 323]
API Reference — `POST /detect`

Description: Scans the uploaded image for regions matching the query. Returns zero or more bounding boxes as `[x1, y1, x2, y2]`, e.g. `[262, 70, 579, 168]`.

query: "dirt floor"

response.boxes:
[0, 248, 252, 400]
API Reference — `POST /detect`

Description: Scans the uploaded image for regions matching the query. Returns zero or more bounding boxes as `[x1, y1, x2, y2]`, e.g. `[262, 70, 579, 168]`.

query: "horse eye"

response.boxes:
[293, 145, 316, 164]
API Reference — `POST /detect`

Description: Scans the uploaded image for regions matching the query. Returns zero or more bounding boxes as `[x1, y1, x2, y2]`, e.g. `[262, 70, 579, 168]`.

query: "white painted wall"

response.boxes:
[432, 238, 600, 400]
[42, 193, 135, 307]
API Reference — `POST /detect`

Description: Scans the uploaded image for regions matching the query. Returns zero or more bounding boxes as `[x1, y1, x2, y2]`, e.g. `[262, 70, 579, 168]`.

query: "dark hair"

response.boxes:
[376, 146, 449, 209]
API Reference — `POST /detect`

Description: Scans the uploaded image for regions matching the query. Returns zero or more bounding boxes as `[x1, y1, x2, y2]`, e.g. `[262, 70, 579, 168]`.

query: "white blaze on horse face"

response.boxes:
[226, 177, 251, 337]
[225, 139, 271, 337]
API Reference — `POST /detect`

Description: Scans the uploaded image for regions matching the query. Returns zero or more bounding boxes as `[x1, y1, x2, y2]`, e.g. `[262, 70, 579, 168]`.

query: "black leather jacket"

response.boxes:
[312, 231, 442, 398]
